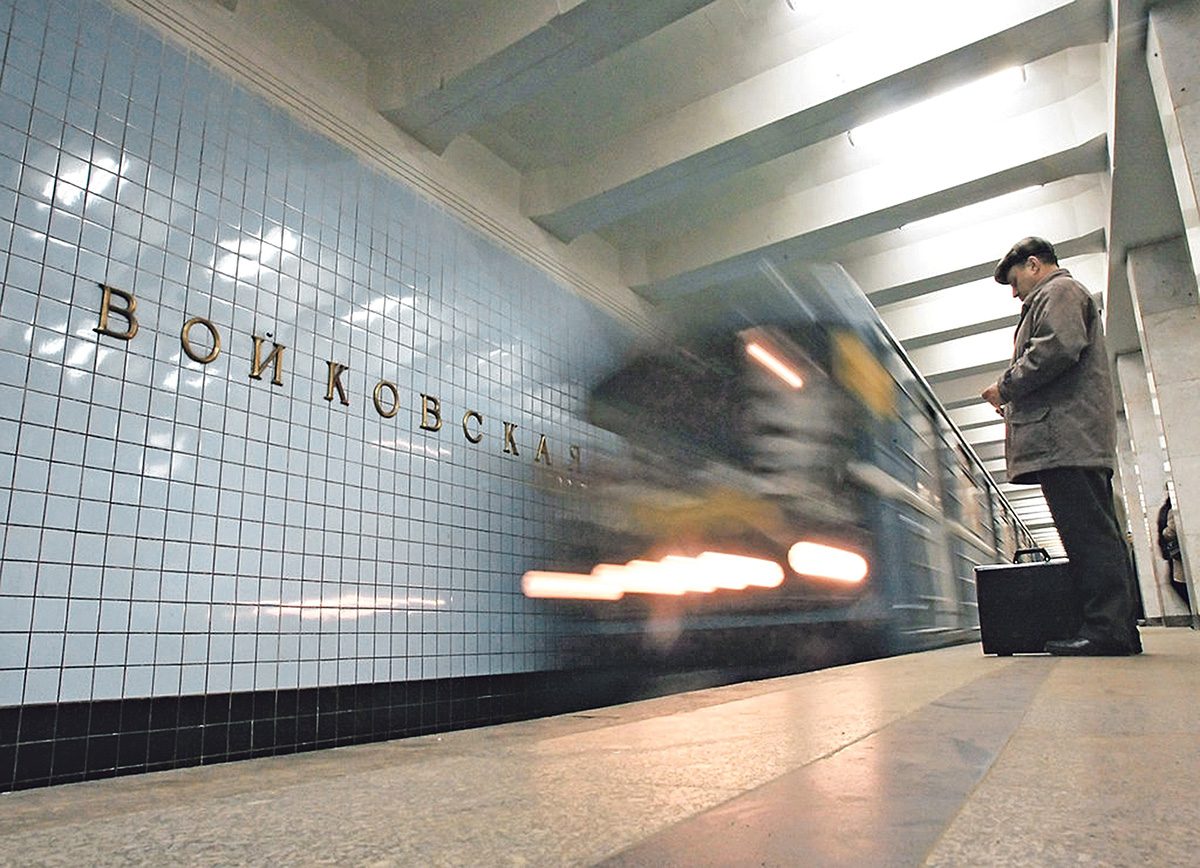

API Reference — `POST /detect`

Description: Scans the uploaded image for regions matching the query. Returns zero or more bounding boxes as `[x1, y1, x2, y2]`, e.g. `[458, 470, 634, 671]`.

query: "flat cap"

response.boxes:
[994, 236, 1057, 284]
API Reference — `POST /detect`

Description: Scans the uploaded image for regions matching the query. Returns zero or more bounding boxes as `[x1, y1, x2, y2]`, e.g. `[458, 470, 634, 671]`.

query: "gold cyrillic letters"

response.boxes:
[325, 362, 350, 405]
[502, 422, 519, 455]
[420, 394, 442, 431]
[373, 381, 400, 418]
[87, 283, 583, 469]
[94, 283, 138, 340]
[250, 336, 286, 385]
[462, 410, 483, 443]
[180, 317, 221, 364]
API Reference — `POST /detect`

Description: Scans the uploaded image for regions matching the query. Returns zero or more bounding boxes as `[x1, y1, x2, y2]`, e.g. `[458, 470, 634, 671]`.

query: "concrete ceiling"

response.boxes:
[246, 0, 1185, 552]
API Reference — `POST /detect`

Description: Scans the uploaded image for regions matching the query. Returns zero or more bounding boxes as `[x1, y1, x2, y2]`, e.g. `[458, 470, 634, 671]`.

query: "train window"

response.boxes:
[739, 328, 865, 526]
[945, 450, 991, 541]
[586, 339, 751, 466]
[887, 394, 942, 508]
[994, 505, 1020, 560]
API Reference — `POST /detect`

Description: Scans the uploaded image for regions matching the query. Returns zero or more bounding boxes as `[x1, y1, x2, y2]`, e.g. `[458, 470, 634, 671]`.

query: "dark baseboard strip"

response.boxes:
[0, 670, 621, 793]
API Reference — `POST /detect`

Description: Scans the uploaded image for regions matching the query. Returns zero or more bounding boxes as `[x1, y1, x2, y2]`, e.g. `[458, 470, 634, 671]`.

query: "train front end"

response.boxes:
[523, 298, 899, 666]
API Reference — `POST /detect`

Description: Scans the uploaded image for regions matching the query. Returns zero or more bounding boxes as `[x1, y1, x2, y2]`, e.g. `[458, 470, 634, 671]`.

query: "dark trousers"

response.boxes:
[1038, 467, 1141, 648]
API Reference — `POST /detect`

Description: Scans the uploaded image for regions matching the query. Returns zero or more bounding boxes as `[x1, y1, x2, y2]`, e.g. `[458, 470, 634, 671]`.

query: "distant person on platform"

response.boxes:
[1157, 493, 1187, 603]
[982, 237, 1141, 656]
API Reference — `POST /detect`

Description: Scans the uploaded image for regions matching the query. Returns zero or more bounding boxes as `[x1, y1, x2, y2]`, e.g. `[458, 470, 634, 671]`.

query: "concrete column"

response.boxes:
[1125, 237, 1200, 625]
[1147, 3, 1200, 281]
[1112, 417, 1153, 618]
[1115, 353, 1185, 622]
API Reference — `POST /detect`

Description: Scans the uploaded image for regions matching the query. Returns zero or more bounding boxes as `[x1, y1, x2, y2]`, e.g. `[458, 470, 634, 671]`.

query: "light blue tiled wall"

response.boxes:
[0, 0, 629, 706]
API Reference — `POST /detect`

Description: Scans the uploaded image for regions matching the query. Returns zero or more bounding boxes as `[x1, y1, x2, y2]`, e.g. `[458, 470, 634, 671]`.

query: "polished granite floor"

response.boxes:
[2, 627, 1198, 867]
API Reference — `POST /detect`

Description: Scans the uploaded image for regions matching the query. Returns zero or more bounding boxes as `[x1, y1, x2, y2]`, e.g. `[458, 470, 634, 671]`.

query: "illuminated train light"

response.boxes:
[520, 573, 624, 601]
[745, 342, 804, 389]
[787, 542, 868, 583]
[522, 552, 785, 600]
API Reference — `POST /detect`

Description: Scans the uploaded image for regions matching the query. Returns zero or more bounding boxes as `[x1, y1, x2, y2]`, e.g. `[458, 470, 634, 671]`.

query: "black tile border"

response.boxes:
[0, 670, 600, 792]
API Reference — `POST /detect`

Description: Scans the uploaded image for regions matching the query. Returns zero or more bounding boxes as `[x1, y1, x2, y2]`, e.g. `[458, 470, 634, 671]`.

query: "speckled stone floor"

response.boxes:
[2, 627, 1197, 867]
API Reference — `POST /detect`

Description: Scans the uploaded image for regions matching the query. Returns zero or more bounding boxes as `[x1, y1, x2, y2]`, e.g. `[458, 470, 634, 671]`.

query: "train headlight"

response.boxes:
[787, 541, 868, 583]
[521, 552, 784, 599]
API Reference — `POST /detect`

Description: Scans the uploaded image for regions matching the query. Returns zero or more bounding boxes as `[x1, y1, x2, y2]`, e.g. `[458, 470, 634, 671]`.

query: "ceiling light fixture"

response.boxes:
[849, 66, 1026, 150]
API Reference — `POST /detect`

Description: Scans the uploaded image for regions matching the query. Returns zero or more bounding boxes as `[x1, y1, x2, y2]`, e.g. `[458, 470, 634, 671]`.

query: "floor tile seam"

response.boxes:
[536, 670, 1008, 793]
[569, 703, 938, 865]
[919, 666, 1200, 864]
[918, 659, 1060, 866]
[785, 656, 1029, 764]
[591, 665, 1011, 864]
[595, 659, 1052, 867]
[705, 657, 1033, 783]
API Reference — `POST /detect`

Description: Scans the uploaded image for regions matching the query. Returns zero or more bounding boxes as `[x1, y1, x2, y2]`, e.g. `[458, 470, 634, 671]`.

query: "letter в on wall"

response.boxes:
[420, 394, 442, 431]
[94, 283, 138, 340]
[251, 336, 286, 386]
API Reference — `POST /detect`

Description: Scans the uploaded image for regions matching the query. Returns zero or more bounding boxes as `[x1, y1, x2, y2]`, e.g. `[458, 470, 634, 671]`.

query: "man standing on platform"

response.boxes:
[982, 237, 1142, 655]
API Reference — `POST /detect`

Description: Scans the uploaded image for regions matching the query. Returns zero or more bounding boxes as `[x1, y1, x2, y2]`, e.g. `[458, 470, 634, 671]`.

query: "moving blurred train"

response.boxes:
[524, 261, 1034, 669]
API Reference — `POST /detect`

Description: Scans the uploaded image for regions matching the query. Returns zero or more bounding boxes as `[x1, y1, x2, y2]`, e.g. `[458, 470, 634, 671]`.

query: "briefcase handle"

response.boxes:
[1012, 547, 1051, 564]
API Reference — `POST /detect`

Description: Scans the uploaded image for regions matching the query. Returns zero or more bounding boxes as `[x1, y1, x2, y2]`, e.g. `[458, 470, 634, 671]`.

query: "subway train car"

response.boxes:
[524, 262, 1034, 670]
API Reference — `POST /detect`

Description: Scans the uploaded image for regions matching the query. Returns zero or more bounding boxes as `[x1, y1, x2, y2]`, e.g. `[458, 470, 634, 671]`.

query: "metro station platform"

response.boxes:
[1, 627, 1198, 867]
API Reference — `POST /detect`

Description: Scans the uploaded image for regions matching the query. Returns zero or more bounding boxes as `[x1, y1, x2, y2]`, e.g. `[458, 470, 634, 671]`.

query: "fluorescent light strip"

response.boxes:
[746, 342, 804, 388]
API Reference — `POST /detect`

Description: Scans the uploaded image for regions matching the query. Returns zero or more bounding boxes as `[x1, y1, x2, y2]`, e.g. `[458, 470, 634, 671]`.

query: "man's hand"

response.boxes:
[981, 383, 1004, 415]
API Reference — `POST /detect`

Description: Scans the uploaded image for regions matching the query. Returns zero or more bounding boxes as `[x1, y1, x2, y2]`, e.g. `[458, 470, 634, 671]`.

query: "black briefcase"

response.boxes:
[974, 548, 1081, 655]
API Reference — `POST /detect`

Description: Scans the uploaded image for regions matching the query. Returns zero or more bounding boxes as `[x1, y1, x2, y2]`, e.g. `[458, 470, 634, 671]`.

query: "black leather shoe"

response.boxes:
[1044, 637, 1137, 656]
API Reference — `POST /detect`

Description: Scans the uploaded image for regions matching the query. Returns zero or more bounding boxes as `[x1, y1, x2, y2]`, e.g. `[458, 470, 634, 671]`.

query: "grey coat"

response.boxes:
[994, 268, 1116, 484]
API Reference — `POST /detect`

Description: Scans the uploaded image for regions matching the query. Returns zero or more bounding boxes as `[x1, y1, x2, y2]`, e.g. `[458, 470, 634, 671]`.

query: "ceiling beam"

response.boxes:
[634, 134, 1108, 301]
[932, 367, 1011, 408]
[901, 316, 1019, 351]
[366, 0, 716, 153]
[927, 360, 1011, 387]
[523, 0, 1108, 241]
[866, 228, 1107, 306]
